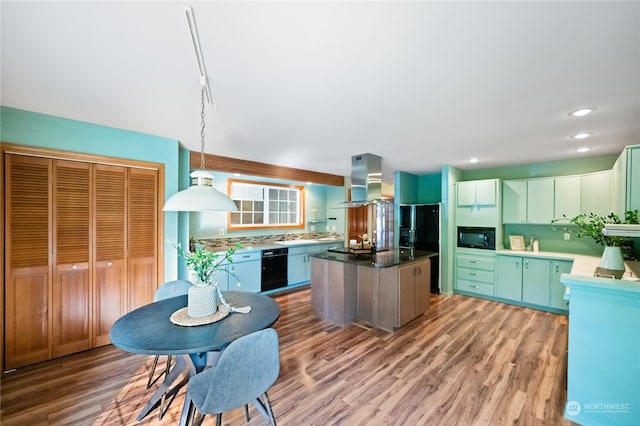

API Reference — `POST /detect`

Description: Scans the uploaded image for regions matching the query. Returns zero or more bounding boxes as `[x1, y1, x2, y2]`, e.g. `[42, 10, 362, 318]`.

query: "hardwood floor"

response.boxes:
[1, 289, 575, 425]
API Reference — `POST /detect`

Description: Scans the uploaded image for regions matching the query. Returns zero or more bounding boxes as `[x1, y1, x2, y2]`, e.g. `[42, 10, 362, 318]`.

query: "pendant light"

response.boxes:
[163, 87, 238, 212]
[163, 5, 237, 212]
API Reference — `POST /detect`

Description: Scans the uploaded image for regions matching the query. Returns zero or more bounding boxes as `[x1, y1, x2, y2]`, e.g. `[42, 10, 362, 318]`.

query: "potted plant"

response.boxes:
[554, 210, 639, 277]
[172, 240, 241, 318]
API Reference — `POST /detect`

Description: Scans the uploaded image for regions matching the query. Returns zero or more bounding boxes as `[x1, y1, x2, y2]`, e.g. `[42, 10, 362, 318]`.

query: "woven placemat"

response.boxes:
[170, 306, 229, 327]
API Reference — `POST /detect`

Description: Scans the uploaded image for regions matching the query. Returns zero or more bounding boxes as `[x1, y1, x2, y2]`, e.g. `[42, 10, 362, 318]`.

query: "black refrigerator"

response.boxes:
[399, 203, 440, 293]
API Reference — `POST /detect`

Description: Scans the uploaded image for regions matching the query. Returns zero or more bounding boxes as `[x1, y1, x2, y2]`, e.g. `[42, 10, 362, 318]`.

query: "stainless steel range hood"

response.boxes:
[340, 153, 386, 207]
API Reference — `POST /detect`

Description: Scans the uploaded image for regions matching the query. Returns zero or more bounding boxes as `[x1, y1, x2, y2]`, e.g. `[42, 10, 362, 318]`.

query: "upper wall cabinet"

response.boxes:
[503, 171, 612, 224]
[456, 179, 500, 227]
[554, 176, 581, 220]
[611, 145, 640, 216]
[457, 179, 497, 207]
[502, 178, 554, 224]
[579, 171, 611, 217]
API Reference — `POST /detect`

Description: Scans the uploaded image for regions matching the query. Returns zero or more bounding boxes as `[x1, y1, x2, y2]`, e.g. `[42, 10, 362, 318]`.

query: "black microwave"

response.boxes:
[457, 226, 496, 250]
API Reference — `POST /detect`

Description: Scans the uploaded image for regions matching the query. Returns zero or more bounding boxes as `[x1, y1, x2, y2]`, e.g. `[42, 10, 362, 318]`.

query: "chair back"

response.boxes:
[154, 279, 192, 301]
[188, 328, 280, 414]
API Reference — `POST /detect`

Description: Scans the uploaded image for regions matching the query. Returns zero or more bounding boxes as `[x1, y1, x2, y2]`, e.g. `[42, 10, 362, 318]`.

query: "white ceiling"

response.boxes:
[2, 1, 639, 182]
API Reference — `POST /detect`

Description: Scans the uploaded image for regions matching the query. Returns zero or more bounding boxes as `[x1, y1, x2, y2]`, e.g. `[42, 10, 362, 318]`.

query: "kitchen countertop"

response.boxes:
[205, 239, 345, 254]
[496, 249, 640, 280]
[309, 248, 438, 268]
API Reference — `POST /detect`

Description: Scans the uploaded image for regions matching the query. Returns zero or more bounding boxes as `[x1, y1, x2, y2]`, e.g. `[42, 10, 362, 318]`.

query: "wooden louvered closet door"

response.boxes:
[127, 167, 158, 310]
[52, 160, 91, 357]
[4, 155, 53, 369]
[3, 145, 162, 369]
[94, 164, 127, 346]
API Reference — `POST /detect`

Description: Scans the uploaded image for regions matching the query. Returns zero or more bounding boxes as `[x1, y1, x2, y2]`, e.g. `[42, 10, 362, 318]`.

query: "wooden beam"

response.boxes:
[190, 151, 345, 186]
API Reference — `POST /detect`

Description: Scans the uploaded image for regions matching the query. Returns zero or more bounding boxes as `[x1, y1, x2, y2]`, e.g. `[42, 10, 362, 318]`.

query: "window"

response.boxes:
[228, 179, 305, 230]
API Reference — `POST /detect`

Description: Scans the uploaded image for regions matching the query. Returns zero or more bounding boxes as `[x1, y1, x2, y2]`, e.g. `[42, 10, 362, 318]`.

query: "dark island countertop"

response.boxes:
[309, 248, 437, 268]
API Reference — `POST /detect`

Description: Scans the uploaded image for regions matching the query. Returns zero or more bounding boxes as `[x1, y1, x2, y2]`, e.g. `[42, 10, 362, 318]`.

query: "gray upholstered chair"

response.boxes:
[146, 279, 192, 418]
[185, 328, 280, 426]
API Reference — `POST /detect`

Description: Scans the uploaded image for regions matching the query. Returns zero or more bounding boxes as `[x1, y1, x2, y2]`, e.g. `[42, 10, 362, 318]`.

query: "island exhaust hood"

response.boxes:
[340, 153, 386, 207]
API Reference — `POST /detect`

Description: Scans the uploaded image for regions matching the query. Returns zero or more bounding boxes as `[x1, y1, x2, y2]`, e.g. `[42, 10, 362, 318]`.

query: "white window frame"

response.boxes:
[228, 179, 305, 230]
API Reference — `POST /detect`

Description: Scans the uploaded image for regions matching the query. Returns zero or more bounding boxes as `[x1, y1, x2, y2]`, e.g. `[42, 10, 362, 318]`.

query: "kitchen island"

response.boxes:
[309, 249, 437, 332]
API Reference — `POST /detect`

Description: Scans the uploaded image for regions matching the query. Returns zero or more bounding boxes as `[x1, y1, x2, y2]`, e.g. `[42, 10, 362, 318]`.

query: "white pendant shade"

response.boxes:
[163, 170, 238, 212]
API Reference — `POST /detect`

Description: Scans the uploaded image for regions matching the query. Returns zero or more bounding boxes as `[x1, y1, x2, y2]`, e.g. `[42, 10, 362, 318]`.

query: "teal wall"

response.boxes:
[394, 171, 419, 204]
[1, 106, 182, 281]
[418, 172, 442, 203]
[462, 154, 617, 181]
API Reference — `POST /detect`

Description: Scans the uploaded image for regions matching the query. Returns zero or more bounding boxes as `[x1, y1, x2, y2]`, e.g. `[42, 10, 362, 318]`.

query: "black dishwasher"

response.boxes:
[261, 248, 288, 291]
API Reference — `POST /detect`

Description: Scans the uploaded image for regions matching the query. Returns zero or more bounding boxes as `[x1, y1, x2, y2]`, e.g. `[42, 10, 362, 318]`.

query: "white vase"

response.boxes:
[600, 246, 625, 270]
[187, 284, 218, 318]
[599, 246, 625, 279]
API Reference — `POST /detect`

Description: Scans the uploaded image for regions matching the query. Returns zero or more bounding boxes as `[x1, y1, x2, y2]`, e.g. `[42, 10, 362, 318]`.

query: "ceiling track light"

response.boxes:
[163, 6, 237, 212]
[184, 4, 213, 106]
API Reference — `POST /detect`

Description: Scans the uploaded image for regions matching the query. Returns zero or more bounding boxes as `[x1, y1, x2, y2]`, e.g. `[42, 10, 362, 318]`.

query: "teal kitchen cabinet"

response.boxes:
[554, 176, 581, 220]
[454, 251, 496, 297]
[287, 246, 308, 285]
[549, 259, 572, 312]
[457, 179, 497, 207]
[456, 179, 500, 227]
[611, 144, 640, 215]
[580, 170, 610, 217]
[502, 178, 554, 224]
[502, 180, 527, 224]
[497, 255, 550, 306]
[497, 254, 571, 312]
[288, 243, 340, 286]
[561, 274, 640, 425]
[218, 250, 261, 293]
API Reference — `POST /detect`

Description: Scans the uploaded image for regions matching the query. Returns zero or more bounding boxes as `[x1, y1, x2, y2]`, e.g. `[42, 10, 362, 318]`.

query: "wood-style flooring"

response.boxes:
[1, 288, 576, 425]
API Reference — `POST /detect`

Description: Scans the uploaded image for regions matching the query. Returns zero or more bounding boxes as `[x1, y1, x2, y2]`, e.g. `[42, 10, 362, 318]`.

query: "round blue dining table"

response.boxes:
[110, 291, 280, 424]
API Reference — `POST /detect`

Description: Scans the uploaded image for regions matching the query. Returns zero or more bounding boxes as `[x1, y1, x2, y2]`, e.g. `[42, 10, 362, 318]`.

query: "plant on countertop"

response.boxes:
[172, 240, 242, 286]
[552, 210, 638, 260]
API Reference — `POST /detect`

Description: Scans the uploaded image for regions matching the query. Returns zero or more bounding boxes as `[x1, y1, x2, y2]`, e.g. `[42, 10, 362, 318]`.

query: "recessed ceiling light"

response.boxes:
[569, 108, 596, 117]
[572, 132, 593, 140]
[469, 158, 479, 163]
[576, 147, 590, 153]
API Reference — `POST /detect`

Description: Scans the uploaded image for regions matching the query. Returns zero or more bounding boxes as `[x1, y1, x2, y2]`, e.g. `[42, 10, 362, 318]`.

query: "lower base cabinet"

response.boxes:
[454, 251, 496, 297]
[310, 258, 358, 326]
[496, 254, 572, 313]
[359, 258, 430, 332]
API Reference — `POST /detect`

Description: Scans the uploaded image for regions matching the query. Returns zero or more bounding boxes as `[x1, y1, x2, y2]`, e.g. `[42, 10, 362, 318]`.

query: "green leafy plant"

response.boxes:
[172, 240, 242, 286]
[553, 210, 638, 260]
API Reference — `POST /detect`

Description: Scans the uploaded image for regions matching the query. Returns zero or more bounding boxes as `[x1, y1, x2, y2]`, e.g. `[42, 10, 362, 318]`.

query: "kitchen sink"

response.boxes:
[273, 239, 318, 245]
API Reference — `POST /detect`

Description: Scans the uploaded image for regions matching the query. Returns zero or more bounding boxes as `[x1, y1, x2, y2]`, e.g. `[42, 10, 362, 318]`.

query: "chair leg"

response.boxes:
[159, 355, 173, 419]
[146, 355, 160, 388]
[216, 413, 222, 426]
[244, 403, 250, 422]
[263, 391, 277, 426]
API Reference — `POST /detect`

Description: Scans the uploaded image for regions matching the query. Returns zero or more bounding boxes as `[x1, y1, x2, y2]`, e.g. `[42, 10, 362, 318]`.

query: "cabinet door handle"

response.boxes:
[469, 272, 479, 277]
[107, 261, 113, 267]
[71, 264, 78, 270]
[555, 264, 559, 273]
[516, 261, 519, 269]
[525, 260, 529, 269]
[241, 255, 251, 259]
[470, 284, 479, 289]
[469, 260, 477, 264]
